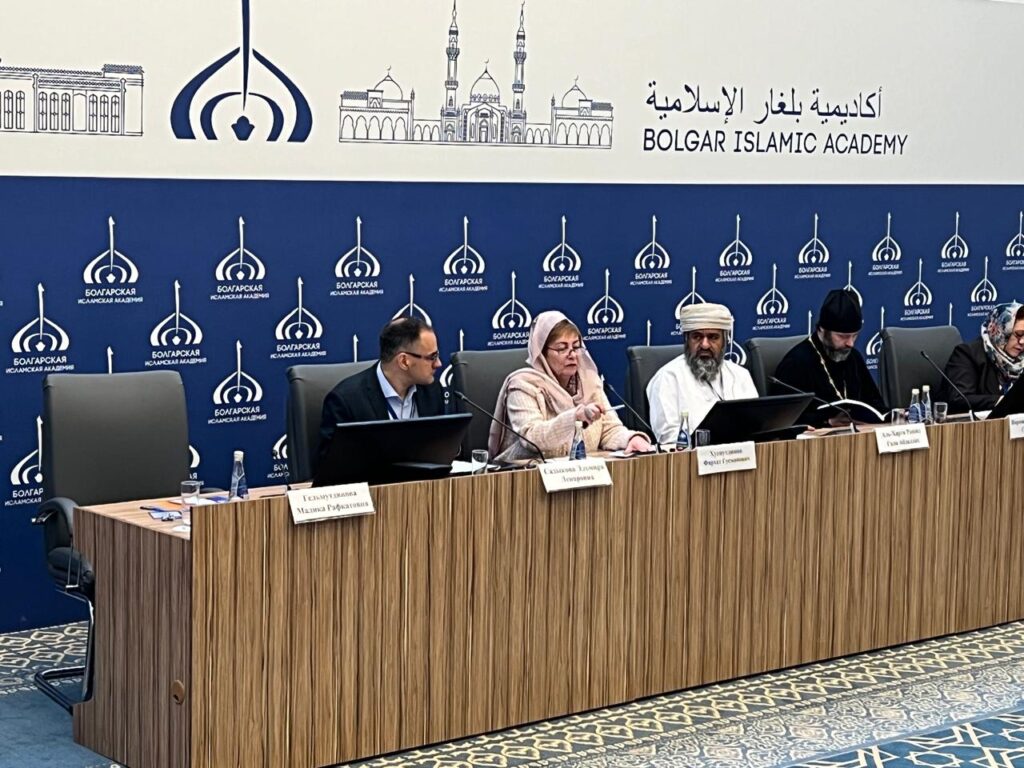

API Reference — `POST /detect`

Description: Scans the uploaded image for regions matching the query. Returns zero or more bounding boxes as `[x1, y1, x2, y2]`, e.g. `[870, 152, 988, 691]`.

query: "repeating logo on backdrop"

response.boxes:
[1004, 212, 1024, 272]
[795, 214, 831, 280]
[670, 267, 706, 336]
[6, 416, 43, 507]
[937, 212, 969, 274]
[901, 258, 934, 322]
[753, 264, 790, 331]
[8, 284, 75, 375]
[488, 272, 531, 347]
[210, 341, 266, 425]
[869, 213, 902, 277]
[272, 278, 327, 360]
[716, 215, 754, 284]
[267, 434, 289, 482]
[539, 216, 583, 290]
[189, 445, 201, 481]
[865, 307, 885, 371]
[968, 256, 998, 318]
[80, 217, 144, 305]
[393, 275, 433, 325]
[148, 280, 208, 367]
[585, 270, 626, 341]
[171, 0, 312, 142]
[333, 217, 384, 297]
[212, 218, 269, 301]
[440, 217, 488, 294]
[631, 216, 672, 287]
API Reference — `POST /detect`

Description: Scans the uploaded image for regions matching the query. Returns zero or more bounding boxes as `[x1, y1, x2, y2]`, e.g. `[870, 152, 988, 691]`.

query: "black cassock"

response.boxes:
[772, 335, 885, 427]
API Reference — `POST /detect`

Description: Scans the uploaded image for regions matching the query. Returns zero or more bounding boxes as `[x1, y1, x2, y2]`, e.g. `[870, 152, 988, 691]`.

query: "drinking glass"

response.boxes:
[693, 429, 711, 447]
[934, 402, 948, 423]
[180, 480, 202, 527]
[889, 409, 907, 425]
[471, 449, 489, 475]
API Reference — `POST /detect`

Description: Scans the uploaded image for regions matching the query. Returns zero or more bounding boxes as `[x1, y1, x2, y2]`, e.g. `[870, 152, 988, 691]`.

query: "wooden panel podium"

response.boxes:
[73, 420, 1024, 768]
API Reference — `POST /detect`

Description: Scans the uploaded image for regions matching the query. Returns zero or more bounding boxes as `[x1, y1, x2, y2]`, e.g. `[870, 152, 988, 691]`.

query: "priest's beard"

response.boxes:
[685, 347, 724, 383]
[820, 332, 853, 362]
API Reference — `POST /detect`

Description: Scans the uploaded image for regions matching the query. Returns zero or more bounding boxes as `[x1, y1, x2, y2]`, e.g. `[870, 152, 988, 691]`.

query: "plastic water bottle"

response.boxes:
[907, 388, 923, 424]
[569, 420, 587, 460]
[675, 411, 691, 451]
[921, 385, 934, 425]
[229, 450, 249, 500]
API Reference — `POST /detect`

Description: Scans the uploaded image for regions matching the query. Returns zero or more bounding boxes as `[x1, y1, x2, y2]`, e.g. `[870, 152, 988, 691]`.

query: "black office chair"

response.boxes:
[285, 361, 375, 483]
[744, 334, 806, 396]
[623, 345, 685, 430]
[33, 371, 189, 713]
[449, 348, 528, 458]
[879, 326, 963, 408]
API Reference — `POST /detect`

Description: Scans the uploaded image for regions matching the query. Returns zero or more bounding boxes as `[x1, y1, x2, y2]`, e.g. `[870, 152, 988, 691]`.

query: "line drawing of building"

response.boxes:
[338, 2, 612, 148]
[0, 58, 143, 136]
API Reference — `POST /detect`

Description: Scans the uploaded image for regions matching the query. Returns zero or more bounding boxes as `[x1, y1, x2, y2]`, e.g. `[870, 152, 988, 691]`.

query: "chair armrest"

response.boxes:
[33, 497, 77, 551]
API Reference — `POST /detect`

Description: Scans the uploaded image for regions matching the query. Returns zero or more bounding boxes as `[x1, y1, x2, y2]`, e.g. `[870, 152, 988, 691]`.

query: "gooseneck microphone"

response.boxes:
[769, 376, 858, 432]
[918, 350, 977, 422]
[600, 375, 663, 452]
[453, 390, 547, 463]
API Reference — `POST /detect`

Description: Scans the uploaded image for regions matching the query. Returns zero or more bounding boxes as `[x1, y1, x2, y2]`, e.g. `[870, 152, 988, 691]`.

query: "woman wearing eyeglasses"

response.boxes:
[940, 301, 1024, 411]
[489, 310, 651, 462]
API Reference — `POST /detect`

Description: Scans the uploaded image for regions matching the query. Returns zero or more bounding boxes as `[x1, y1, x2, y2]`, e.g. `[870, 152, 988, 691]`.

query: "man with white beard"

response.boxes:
[646, 302, 758, 444]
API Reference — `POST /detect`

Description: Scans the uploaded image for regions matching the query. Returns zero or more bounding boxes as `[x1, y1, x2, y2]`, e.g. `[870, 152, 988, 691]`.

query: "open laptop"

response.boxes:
[313, 412, 473, 487]
[695, 393, 814, 445]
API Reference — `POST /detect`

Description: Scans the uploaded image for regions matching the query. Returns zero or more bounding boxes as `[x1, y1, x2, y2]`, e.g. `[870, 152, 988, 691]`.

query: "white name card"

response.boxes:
[1009, 414, 1024, 440]
[875, 424, 930, 454]
[538, 458, 613, 493]
[287, 483, 375, 524]
[696, 441, 757, 476]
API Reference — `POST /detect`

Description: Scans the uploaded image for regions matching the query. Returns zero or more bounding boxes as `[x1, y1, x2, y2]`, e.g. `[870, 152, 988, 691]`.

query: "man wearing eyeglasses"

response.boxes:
[646, 302, 758, 444]
[316, 317, 448, 469]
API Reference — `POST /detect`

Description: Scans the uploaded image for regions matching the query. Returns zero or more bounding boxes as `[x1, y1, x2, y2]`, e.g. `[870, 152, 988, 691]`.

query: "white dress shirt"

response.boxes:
[646, 355, 759, 443]
[376, 363, 418, 420]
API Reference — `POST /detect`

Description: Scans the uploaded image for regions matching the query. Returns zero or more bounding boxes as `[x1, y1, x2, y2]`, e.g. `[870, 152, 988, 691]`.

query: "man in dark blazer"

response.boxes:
[315, 317, 447, 472]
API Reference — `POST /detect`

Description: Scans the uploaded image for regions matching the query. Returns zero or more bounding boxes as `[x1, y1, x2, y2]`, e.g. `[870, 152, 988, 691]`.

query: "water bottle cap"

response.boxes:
[911, 388, 920, 394]
[574, 420, 583, 428]
[922, 384, 930, 392]
[233, 450, 244, 460]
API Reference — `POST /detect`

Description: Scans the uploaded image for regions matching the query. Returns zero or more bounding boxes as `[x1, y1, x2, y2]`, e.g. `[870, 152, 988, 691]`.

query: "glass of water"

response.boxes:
[934, 402, 948, 423]
[180, 480, 202, 527]
[692, 429, 711, 447]
[889, 409, 907, 425]
[471, 449, 489, 475]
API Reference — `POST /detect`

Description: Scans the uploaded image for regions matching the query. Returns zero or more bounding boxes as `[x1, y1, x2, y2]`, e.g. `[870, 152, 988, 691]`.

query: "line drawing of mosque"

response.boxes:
[0, 58, 143, 136]
[338, 2, 613, 148]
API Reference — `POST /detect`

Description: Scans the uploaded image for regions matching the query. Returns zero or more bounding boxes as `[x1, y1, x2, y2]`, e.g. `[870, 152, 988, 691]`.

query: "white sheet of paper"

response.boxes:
[875, 424, 929, 454]
[1008, 414, 1024, 440]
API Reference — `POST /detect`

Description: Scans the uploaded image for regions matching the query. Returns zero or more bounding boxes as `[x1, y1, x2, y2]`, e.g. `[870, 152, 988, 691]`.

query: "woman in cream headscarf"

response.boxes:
[488, 311, 651, 462]
[941, 301, 1024, 410]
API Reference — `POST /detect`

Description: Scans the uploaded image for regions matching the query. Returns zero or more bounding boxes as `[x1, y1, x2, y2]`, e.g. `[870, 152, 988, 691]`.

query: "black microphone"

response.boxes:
[600, 375, 662, 452]
[769, 376, 858, 432]
[453, 390, 547, 463]
[919, 350, 977, 422]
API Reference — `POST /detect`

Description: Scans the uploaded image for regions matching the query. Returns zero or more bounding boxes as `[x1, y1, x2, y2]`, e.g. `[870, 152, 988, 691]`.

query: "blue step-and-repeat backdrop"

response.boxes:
[2, 0, 1023, 629]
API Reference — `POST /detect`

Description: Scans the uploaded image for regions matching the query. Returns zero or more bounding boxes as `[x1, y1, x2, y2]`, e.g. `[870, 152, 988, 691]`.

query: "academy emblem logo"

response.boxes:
[844, 261, 863, 306]
[631, 216, 672, 287]
[170, 0, 312, 142]
[587, 270, 625, 326]
[753, 264, 791, 331]
[492, 271, 531, 330]
[10, 416, 43, 486]
[543, 216, 582, 273]
[335, 217, 381, 278]
[12, 284, 70, 353]
[797, 213, 829, 265]
[216, 217, 266, 281]
[83, 217, 138, 285]
[724, 341, 747, 367]
[275, 278, 323, 341]
[189, 444, 201, 470]
[942, 211, 968, 262]
[444, 217, 485, 276]
[719, 215, 752, 268]
[904, 259, 933, 308]
[151, 281, 203, 346]
[1005, 212, 1024, 272]
[674, 266, 706, 319]
[393, 275, 433, 325]
[872, 213, 901, 263]
[213, 341, 263, 405]
[272, 434, 288, 461]
[866, 307, 886, 358]
[971, 257, 998, 304]
[439, 329, 464, 389]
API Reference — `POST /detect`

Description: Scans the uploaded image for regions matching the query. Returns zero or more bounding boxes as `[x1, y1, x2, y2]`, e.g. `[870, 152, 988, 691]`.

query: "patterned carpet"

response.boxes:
[2, 622, 1024, 767]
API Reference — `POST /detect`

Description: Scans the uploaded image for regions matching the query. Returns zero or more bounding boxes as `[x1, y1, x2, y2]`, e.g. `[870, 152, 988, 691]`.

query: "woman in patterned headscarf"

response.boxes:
[940, 301, 1024, 411]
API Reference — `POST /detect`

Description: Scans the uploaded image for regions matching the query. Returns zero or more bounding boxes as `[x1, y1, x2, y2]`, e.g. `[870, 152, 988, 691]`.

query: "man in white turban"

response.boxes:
[646, 303, 759, 443]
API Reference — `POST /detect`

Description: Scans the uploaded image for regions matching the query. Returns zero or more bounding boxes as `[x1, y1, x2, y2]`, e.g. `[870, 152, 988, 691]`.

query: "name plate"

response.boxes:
[695, 441, 757, 476]
[538, 458, 613, 493]
[287, 484, 375, 524]
[875, 424, 930, 454]
[1009, 414, 1024, 440]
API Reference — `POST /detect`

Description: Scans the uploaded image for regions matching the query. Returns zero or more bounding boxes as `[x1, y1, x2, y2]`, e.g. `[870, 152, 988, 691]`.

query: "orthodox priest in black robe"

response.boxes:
[772, 288, 886, 427]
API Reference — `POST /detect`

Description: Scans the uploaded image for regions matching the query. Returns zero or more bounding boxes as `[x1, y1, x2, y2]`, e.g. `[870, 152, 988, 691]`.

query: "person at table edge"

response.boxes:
[315, 316, 447, 472]
[772, 287, 885, 427]
[940, 301, 1024, 411]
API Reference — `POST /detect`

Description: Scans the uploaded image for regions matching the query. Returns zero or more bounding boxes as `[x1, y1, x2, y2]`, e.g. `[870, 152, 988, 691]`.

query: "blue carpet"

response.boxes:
[4, 621, 1024, 767]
